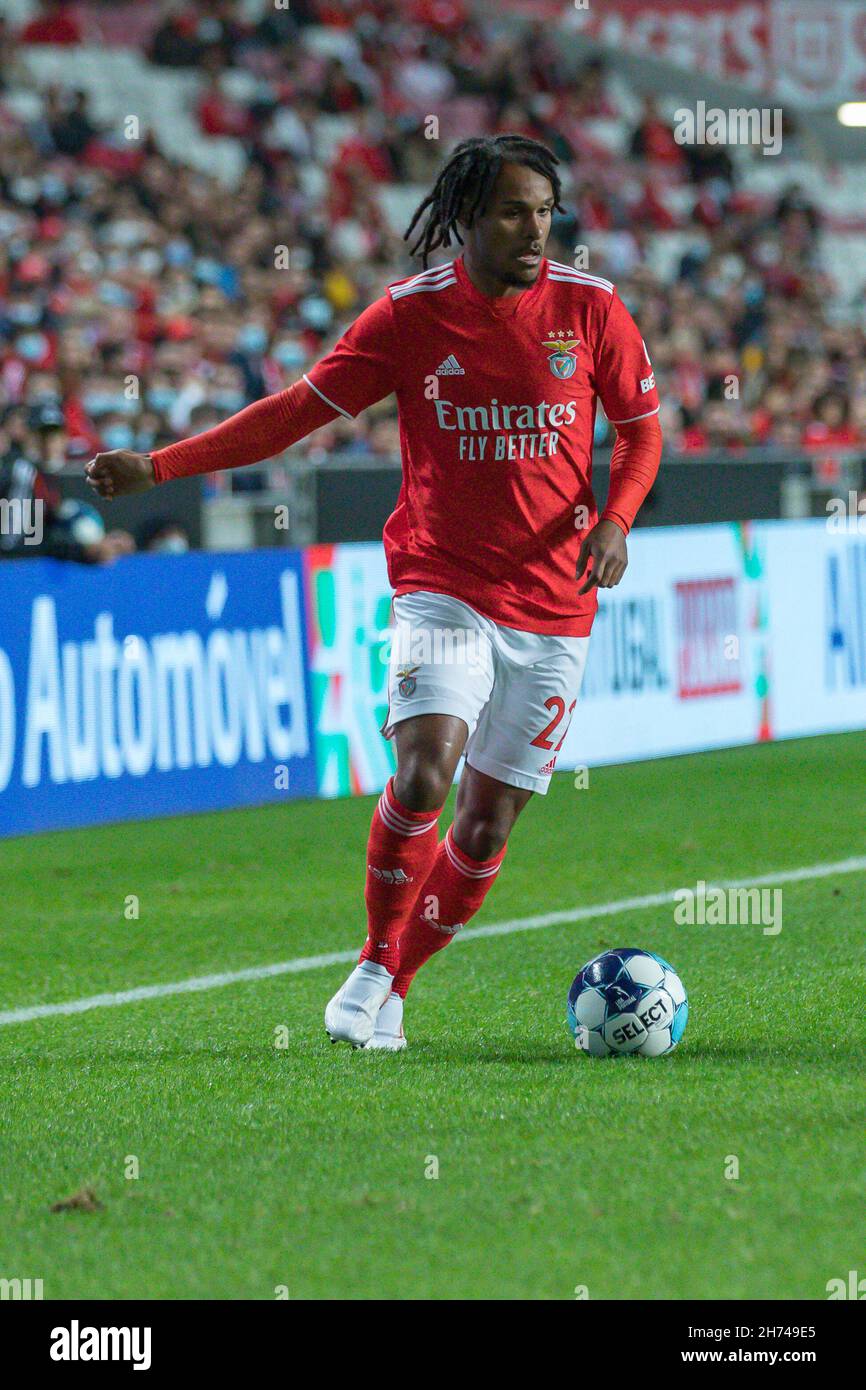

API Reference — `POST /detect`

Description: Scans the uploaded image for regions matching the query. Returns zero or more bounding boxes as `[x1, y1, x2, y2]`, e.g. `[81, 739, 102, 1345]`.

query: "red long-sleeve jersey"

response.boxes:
[153, 255, 662, 635]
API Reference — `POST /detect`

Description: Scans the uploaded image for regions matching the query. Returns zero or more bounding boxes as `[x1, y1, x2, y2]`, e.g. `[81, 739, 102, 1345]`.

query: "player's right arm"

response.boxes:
[84, 378, 339, 497]
[86, 294, 399, 499]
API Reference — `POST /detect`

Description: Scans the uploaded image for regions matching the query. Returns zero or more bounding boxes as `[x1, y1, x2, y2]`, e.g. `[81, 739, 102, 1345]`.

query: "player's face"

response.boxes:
[464, 164, 555, 290]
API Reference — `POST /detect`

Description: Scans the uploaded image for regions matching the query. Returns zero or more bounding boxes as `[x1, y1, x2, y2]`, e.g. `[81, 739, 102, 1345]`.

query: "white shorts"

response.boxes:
[383, 591, 590, 794]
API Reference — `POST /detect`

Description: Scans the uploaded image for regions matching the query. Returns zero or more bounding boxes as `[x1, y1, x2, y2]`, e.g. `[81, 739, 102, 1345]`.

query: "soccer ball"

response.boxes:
[567, 948, 688, 1057]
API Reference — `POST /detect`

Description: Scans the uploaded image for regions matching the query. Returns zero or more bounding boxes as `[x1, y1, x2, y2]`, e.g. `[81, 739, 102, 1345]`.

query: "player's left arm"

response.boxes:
[577, 290, 663, 595]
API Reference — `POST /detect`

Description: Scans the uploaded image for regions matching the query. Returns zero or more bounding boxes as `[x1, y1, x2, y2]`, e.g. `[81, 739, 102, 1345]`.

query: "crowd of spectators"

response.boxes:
[1, 0, 864, 541]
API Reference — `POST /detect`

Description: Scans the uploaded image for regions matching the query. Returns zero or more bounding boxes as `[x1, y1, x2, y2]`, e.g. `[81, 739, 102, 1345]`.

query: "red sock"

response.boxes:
[392, 826, 507, 997]
[359, 778, 442, 974]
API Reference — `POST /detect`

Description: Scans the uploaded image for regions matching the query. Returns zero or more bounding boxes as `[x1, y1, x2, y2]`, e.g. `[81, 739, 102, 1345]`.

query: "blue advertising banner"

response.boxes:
[0, 551, 316, 838]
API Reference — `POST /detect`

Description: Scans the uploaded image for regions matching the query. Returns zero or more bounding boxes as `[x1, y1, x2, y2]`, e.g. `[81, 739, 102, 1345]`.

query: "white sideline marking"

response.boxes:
[1, 855, 864, 1028]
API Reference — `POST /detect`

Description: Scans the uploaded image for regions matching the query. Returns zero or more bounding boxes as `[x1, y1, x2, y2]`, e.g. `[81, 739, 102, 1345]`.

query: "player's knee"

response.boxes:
[452, 812, 509, 862]
[393, 756, 451, 812]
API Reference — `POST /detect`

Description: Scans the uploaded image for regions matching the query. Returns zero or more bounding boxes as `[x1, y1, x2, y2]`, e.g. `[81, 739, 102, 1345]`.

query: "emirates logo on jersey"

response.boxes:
[542, 333, 581, 380]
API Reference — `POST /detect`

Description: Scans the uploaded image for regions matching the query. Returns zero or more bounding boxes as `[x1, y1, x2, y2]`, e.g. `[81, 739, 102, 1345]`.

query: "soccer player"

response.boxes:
[87, 135, 662, 1051]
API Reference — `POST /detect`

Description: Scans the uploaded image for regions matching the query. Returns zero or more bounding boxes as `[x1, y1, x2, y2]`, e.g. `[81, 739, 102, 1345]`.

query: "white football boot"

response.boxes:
[325, 960, 394, 1047]
[363, 992, 407, 1052]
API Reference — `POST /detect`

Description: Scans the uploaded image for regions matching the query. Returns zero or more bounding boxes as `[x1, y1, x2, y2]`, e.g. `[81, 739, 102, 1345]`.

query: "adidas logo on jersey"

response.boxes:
[435, 354, 465, 375]
[369, 866, 413, 885]
[538, 757, 558, 775]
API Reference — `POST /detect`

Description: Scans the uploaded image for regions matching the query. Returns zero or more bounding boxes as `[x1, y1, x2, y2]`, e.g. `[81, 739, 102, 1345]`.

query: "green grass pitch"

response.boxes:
[0, 731, 864, 1300]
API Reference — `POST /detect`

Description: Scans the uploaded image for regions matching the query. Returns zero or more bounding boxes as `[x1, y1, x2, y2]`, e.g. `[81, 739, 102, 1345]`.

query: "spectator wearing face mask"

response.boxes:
[0, 403, 135, 564]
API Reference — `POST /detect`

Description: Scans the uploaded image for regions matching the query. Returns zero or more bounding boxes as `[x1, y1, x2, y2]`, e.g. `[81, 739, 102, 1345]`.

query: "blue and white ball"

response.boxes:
[567, 948, 688, 1057]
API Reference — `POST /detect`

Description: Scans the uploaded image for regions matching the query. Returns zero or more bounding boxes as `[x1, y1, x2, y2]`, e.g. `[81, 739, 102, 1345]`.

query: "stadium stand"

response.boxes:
[1, 0, 865, 537]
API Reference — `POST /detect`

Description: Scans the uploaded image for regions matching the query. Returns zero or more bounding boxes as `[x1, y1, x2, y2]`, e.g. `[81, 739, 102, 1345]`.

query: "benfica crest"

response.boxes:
[542, 336, 580, 379]
[397, 665, 420, 697]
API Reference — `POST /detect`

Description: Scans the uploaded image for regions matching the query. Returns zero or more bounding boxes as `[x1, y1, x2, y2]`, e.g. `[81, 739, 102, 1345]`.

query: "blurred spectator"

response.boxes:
[148, 5, 201, 67]
[136, 515, 191, 553]
[682, 137, 735, 189]
[571, 57, 618, 119]
[0, 16, 27, 92]
[47, 88, 97, 158]
[630, 96, 687, 170]
[197, 75, 256, 138]
[19, 0, 82, 47]
[802, 390, 858, 450]
[318, 56, 367, 114]
[149, 0, 249, 70]
[680, 400, 748, 453]
[0, 402, 135, 562]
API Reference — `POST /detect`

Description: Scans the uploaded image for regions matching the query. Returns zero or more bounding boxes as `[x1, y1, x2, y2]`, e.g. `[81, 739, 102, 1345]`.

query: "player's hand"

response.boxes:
[576, 518, 628, 595]
[85, 450, 155, 499]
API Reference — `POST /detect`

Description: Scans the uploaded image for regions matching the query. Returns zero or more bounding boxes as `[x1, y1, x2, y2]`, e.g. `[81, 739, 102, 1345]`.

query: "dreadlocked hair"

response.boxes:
[403, 134, 564, 268]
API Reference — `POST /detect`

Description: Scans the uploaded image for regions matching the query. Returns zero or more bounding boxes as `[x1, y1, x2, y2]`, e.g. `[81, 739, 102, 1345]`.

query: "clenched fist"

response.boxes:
[85, 450, 155, 499]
